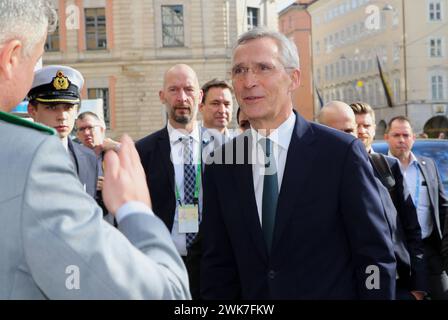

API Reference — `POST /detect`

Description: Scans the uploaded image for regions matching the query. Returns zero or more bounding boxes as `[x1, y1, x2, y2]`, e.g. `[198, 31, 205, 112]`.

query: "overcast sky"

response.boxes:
[277, 0, 296, 12]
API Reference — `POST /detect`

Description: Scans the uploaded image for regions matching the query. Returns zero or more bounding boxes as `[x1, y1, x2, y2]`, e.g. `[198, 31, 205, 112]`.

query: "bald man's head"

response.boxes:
[317, 101, 357, 137]
[159, 64, 203, 127]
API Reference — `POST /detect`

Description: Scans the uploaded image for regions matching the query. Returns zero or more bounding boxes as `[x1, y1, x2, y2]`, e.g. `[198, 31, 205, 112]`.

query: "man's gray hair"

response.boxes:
[233, 27, 300, 70]
[0, 0, 57, 56]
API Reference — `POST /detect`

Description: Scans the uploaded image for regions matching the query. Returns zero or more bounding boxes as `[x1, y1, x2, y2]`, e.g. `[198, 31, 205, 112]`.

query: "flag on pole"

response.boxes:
[315, 86, 324, 109]
[376, 55, 394, 108]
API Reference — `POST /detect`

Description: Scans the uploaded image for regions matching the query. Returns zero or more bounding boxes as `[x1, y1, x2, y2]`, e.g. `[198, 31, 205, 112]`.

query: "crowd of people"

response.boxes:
[1, 0, 448, 300]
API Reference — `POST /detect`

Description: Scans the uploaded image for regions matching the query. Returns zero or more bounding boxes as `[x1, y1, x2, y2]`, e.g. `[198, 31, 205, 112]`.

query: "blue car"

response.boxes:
[372, 139, 448, 193]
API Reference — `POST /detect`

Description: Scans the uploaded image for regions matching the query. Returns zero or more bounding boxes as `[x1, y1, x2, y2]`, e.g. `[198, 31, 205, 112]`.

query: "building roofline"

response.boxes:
[278, 0, 318, 16]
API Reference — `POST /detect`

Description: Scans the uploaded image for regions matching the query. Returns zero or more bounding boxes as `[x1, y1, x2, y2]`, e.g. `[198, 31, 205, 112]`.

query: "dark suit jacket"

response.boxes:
[68, 139, 98, 199]
[201, 113, 396, 299]
[370, 155, 426, 292]
[135, 127, 202, 299]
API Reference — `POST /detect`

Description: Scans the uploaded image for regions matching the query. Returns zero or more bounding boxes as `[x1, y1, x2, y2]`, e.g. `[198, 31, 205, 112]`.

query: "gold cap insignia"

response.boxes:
[52, 71, 70, 90]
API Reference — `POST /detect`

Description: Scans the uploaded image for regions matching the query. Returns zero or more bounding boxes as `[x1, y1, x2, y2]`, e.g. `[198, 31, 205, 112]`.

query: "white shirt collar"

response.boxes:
[250, 111, 296, 151]
[388, 151, 418, 169]
[167, 121, 200, 145]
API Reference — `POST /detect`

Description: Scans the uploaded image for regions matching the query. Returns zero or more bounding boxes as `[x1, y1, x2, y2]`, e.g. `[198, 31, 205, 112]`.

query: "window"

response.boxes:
[45, 10, 59, 52]
[429, 1, 442, 21]
[88, 88, 110, 128]
[247, 7, 259, 30]
[430, 37, 443, 57]
[162, 5, 184, 47]
[431, 75, 444, 100]
[85, 8, 107, 50]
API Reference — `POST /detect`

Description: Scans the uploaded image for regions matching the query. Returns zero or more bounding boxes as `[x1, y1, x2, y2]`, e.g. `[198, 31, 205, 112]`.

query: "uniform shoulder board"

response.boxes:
[0, 111, 55, 135]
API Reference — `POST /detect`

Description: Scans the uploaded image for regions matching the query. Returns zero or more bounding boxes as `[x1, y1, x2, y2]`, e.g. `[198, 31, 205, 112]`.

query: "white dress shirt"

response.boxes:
[251, 111, 296, 226]
[167, 122, 202, 256]
[389, 152, 433, 238]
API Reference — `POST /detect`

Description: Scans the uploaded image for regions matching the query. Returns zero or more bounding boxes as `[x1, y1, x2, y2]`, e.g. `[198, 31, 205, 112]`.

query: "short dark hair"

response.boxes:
[349, 101, 375, 122]
[201, 79, 233, 103]
[385, 115, 412, 134]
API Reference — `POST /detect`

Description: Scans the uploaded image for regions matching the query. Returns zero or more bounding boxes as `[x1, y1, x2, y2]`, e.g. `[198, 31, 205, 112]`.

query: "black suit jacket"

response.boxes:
[370, 155, 427, 292]
[201, 113, 396, 299]
[136, 127, 202, 299]
[68, 139, 98, 199]
[136, 128, 176, 230]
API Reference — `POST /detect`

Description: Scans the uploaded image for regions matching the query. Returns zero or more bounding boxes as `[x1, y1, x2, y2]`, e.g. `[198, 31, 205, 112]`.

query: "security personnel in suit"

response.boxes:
[136, 64, 203, 299]
[27, 65, 99, 198]
[386, 116, 448, 300]
[318, 101, 427, 300]
[0, 0, 189, 299]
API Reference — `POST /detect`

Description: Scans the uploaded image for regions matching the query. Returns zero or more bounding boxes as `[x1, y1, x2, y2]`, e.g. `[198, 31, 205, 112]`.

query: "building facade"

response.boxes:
[309, 0, 448, 136]
[44, 0, 278, 139]
[279, 0, 316, 121]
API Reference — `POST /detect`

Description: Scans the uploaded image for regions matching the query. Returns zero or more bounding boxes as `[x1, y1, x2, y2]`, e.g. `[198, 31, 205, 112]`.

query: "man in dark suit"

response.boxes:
[385, 116, 448, 299]
[27, 65, 99, 198]
[136, 64, 204, 299]
[200, 28, 396, 300]
[319, 101, 427, 300]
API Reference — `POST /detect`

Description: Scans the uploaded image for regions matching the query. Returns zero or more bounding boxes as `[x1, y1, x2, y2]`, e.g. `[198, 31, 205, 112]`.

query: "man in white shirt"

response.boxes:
[385, 115, 448, 299]
[136, 64, 204, 299]
[200, 78, 235, 144]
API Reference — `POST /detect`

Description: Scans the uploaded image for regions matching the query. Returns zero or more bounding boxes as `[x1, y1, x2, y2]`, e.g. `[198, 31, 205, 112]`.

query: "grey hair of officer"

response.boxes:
[0, 0, 57, 56]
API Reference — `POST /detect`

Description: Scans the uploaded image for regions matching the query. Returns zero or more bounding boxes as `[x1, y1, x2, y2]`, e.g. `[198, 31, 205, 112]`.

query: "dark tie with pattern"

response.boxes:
[182, 136, 197, 248]
[260, 138, 278, 254]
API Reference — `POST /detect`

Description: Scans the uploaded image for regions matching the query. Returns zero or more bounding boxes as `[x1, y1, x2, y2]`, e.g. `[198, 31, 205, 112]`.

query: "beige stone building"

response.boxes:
[43, 0, 278, 140]
[309, 0, 448, 136]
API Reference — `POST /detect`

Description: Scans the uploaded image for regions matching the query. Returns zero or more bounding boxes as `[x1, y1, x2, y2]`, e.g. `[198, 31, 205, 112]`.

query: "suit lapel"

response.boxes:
[158, 128, 175, 193]
[233, 132, 268, 261]
[416, 157, 439, 233]
[272, 113, 317, 253]
[67, 139, 80, 175]
[417, 157, 435, 206]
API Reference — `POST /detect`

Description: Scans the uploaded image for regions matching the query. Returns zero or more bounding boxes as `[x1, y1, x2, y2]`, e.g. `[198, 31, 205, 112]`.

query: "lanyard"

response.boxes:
[175, 150, 202, 206]
[413, 162, 421, 208]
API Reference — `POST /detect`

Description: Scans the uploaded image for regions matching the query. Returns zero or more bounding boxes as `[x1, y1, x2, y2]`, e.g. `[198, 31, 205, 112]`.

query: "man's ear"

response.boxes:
[159, 90, 165, 104]
[0, 39, 23, 81]
[199, 102, 204, 112]
[289, 68, 301, 92]
[27, 103, 38, 119]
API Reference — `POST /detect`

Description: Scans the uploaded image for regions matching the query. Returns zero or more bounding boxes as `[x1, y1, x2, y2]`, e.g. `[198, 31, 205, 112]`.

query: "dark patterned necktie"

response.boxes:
[182, 136, 197, 248]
